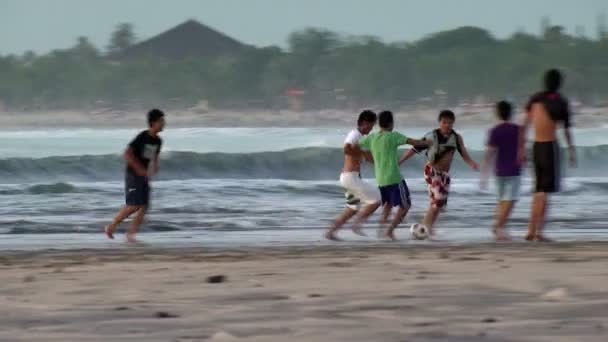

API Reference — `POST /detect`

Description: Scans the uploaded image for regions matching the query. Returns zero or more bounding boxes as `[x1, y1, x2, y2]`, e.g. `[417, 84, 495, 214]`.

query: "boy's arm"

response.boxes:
[562, 101, 576, 168]
[343, 143, 361, 156]
[398, 134, 430, 165]
[457, 134, 479, 171]
[356, 135, 372, 162]
[399, 149, 417, 165]
[124, 147, 147, 177]
[519, 101, 534, 165]
[153, 149, 161, 176]
[564, 128, 576, 168]
[152, 155, 161, 176]
[344, 131, 364, 156]
[406, 137, 431, 147]
[480, 146, 496, 190]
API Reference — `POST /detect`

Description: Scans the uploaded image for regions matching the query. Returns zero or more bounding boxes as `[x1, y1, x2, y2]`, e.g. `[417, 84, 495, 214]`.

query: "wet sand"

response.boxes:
[1, 243, 607, 341]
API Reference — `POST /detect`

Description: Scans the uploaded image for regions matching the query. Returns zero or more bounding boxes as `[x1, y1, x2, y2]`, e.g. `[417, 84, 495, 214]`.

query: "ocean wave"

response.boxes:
[27, 182, 78, 194]
[0, 182, 111, 195]
[1, 176, 607, 202]
[0, 146, 607, 183]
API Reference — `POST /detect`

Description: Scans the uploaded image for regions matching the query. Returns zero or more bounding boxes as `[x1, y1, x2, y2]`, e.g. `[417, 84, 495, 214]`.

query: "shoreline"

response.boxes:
[1, 243, 607, 341]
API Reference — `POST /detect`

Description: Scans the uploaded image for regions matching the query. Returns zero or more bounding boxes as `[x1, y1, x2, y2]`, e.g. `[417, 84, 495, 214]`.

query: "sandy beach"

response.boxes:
[1, 243, 607, 341]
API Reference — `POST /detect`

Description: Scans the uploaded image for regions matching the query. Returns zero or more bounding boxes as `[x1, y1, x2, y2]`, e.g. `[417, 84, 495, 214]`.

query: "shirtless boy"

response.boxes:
[519, 69, 576, 242]
[326, 110, 381, 240]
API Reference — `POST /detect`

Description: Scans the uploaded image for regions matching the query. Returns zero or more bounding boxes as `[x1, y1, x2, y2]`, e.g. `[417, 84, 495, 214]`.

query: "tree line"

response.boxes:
[1, 22, 607, 111]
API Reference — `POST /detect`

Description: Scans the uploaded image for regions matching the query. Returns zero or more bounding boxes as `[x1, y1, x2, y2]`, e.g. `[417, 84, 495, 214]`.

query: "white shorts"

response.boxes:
[340, 172, 381, 210]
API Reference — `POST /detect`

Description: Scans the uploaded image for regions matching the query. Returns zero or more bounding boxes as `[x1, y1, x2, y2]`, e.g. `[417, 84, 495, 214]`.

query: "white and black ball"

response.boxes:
[410, 223, 430, 240]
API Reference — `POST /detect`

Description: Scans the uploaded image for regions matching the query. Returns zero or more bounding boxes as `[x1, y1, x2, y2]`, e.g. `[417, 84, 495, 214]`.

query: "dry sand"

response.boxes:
[1, 107, 607, 129]
[1, 243, 608, 341]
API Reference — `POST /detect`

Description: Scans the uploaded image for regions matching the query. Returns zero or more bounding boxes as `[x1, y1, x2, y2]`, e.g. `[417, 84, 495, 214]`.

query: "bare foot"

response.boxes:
[384, 228, 398, 241]
[125, 233, 142, 245]
[352, 225, 367, 237]
[493, 228, 511, 242]
[324, 231, 342, 241]
[104, 225, 114, 240]
[534, 235, 553, 242]
[495, 235, 512, 242]
[525, 233, 535, 241]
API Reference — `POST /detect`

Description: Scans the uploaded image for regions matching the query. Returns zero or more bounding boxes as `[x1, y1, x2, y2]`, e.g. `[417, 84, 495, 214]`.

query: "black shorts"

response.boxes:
[125, 174, 150, 206]
[533, 141, 561, 193]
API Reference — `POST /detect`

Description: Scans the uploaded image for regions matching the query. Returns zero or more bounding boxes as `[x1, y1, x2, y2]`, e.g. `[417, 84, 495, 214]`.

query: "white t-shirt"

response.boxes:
[344, 129, 362, 145]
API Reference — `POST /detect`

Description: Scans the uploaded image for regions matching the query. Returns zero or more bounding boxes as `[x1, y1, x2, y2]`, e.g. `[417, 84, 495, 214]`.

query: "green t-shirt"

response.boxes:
[359, 131, 409, 187]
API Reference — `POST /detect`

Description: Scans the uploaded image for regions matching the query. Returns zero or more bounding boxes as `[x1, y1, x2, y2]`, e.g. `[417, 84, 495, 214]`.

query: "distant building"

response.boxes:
[111, 19, 250, 61]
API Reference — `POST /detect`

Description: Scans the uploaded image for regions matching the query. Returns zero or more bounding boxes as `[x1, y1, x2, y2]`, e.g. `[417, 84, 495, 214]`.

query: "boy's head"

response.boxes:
[496, 101, 513, 121]
[438, 110, 455, 134]
[148, 109, 165, 132]
[544, 69, 563, 92]
[357, 110, 377, 134]
[378, 111, 394, 131]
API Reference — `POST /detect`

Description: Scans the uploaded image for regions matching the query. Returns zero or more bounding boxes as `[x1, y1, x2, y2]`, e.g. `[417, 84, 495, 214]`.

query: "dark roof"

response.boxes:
[114, 19, 249, 61]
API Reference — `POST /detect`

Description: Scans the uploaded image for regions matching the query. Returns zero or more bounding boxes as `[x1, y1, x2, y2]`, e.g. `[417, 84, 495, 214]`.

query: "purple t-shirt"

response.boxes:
[487, 122, 521, 177]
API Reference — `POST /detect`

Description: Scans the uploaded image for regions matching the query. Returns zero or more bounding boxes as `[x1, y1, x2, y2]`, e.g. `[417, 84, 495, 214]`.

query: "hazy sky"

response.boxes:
[1, 0, 606, 54]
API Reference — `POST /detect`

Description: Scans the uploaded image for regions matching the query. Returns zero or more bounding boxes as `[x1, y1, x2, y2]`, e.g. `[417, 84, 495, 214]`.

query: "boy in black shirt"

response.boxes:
[105, 109, 165, 243]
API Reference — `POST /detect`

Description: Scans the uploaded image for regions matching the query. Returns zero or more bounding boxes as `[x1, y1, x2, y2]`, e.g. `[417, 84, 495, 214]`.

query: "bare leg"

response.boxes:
[527, 193, 547, 241]
[325, 208, 357, 241]
[126, 206, 147, 243]
[105, 206, 140, 239]
[380, 204, 392, 226]
[378, 204, 392, 237]
[352, 202, 381, 236]
[385, 206, 409, 241]
[494, 201, 514, 241]
[526, 196, 539, 240]
[423, 206, 441, 236]
[534, 193, 551, 242]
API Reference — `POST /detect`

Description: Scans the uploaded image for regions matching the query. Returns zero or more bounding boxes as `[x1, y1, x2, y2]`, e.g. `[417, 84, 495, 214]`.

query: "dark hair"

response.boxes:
[544, 69, 563, 92]
[438, 110, 455, 122]
[378, 111, 394, 129]
[357, 110, 377, 126]
[148, 109, 165, 126]
[496, 101, 512, 121]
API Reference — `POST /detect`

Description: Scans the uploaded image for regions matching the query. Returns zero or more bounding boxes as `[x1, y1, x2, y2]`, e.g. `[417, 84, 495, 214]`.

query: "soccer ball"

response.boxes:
[410, 223, 430, 240]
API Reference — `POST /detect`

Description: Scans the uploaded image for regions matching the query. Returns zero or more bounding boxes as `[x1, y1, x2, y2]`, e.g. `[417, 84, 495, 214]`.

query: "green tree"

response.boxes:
[107, 23, 136, 55]
[3, 23, 608, 110]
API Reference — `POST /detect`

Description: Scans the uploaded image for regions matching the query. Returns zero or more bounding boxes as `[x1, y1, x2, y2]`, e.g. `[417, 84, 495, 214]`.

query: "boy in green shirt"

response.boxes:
[359, 111, 430, 240]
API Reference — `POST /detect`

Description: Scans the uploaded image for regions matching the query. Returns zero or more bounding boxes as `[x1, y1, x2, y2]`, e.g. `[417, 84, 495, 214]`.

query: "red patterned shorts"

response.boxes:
[424, 164, 451, 209]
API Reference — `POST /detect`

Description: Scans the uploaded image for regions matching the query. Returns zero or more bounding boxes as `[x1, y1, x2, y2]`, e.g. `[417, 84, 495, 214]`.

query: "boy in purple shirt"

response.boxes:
[481, 101, 521, 241]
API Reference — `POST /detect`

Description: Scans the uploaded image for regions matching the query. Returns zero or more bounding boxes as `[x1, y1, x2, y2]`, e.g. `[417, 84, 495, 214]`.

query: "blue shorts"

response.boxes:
[496, 176, 521, 202]
[379, 180, 411, 209]
[125, 174, 150, 206]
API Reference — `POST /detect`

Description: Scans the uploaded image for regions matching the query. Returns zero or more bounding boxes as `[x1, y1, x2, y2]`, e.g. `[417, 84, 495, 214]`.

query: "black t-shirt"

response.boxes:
[526, 91, 571, 128]
[127, 130, 162, 176]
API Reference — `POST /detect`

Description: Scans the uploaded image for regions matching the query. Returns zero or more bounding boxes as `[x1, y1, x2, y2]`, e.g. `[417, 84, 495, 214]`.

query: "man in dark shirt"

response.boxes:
[105, 109, 165, 243]
[519, 69, 576, 242]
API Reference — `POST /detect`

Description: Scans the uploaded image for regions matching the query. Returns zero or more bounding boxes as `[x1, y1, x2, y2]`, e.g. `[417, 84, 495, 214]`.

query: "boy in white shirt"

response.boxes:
[325, 110, 381, 240]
